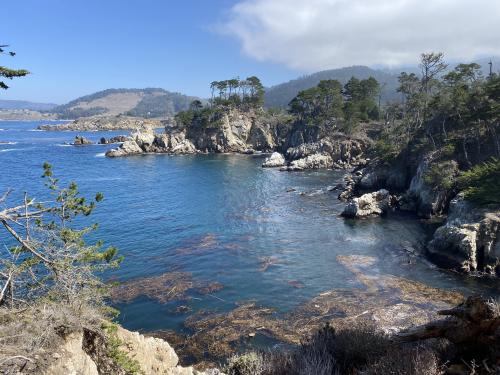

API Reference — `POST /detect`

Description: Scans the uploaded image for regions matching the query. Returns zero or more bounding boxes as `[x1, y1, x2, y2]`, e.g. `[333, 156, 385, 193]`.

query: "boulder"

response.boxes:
[106, 140, 143, 157]
[282, 153, 333, 171]
[262, 152, 285, 168]
[72, 136, 93, 146]
[342, 189, 393, 218]
[427, 195, 500, 275]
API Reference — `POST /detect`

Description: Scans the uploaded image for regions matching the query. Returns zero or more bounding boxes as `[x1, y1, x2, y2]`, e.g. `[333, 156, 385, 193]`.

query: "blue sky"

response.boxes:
[2, 0, 499, 104]
[0, 0, 298, 103]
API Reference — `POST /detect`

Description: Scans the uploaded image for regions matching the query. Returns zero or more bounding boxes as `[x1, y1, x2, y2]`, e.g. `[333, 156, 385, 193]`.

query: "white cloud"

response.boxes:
[222, 0, 500, 71]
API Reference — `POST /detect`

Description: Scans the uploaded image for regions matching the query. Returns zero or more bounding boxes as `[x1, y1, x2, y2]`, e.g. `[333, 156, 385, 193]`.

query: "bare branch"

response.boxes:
[1, 220, 54, 265]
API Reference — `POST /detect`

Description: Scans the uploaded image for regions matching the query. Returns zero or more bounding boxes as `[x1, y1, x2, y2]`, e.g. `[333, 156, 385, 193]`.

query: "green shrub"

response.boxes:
[457, 158, 500, 205]
[423, 160, 457, 190]
[226, 352, 264, 375]
[374, 139, 400, 163]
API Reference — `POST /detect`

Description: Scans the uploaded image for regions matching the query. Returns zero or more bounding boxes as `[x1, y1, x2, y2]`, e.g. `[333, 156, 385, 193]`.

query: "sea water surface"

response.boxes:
[1, 121, 498, 340]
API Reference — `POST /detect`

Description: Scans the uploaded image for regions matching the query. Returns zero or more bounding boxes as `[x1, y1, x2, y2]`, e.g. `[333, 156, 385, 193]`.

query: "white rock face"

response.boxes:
[44, 326, 224, 375]
[342, 189, 392, 218]
[262, 152, 285, 167]
[283, 153, 333, 171]
[45, 332, 99, 375]
[106, 140, 143, 157]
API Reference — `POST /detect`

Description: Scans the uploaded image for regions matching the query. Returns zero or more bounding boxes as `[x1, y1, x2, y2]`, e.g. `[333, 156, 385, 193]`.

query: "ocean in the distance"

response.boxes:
[1, 121, 498, 340]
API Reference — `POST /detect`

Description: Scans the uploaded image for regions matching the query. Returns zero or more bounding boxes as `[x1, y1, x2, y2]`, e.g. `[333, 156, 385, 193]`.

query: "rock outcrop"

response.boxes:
[262, 152, 285, 168]
[427, 195, 500, 275]
[38, 116, 161, 131]
[283, 136, 367, 170]
[99, 135, 129, 144]
[281, 153, 333, 171]
[407, 155, 458, 218]
[43, 326, 223, 375]
[106, 129, 196, 157]
[342, 189, 393, 218]
[72, 136, 93, 146]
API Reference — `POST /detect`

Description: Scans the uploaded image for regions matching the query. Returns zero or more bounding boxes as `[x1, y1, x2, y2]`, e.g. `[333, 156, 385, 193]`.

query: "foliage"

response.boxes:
[0, 44, 29, 89]
[103, 322, 143, 374]
[210, 76, 265, 109]
[225, 322, 443, 375]
[289, 79, 343, 127]
[287, 76, 380, 132]
[423, 160, 457, 190]
[264, 65, 400, 109]
[457, 158, 500, 204]
[0, 163, 122, 309]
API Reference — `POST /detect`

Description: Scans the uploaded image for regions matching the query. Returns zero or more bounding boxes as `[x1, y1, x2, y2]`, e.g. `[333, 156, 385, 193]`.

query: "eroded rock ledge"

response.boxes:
[38, 325, 223, 375]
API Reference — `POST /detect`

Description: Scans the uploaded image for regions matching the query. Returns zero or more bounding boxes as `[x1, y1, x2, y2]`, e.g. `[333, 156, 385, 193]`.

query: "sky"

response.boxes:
[2, 0, 499, 104]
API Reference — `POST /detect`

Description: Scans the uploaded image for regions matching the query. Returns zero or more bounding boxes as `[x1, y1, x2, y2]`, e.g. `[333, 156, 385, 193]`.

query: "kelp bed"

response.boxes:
[112, 255, 464, 369]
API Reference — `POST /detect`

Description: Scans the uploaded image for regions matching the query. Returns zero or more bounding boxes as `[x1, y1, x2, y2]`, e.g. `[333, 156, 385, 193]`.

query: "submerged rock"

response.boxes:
[342, 189, 393, 218]
[262, 152, 285, 168]
[427, 195, 500, 275]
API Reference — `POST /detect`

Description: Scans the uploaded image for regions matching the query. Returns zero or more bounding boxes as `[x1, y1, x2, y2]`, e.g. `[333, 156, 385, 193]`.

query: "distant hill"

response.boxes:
[264, 66, 401, 109]
[50, 88, 199, 119]
[0, 99, 58, 111]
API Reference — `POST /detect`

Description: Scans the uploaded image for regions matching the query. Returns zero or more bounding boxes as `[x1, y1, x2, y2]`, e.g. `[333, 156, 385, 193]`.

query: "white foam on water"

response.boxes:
[0, 141, 18, 145]
[56, 143, 72, 147]
[95, 152, 106, 157]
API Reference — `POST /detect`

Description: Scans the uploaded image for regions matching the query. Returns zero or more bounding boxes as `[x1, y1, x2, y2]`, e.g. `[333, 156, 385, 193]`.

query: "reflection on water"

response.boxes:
[1, 121, 499, 363]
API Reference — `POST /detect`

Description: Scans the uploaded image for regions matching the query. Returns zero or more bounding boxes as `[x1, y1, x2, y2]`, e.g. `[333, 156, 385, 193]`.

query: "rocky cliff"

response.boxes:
[22, 325, 223, 375]
[340, 150, 500, 277]
[106, 109, 370, 172]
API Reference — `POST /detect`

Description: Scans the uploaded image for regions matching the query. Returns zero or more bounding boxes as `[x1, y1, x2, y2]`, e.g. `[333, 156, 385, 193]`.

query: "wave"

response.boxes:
[56, 143, 72, 147]
[0, 148, 15, 153]
[0, 141, 18, 145]
[95, 152, 105, 157]
[28, 129, 44, 132]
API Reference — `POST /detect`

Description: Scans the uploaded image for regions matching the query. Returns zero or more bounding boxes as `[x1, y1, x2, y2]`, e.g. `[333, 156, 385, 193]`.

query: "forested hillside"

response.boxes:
[50, 88, 199, 119]
[264, 66, 400, 109]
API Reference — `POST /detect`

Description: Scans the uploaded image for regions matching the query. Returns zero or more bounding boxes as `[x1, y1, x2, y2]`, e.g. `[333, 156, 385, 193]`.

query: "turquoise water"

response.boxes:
[1, 120, 498, 336]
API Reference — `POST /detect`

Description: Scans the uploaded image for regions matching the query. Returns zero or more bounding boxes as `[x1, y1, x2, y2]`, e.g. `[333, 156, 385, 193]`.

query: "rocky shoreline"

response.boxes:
[100, 109, 500, 277]
[336, 154, 500, 277]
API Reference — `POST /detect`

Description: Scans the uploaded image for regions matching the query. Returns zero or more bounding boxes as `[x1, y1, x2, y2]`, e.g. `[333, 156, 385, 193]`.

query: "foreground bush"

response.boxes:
[0, 164, 122, 371]
[225, 322, 443, 375]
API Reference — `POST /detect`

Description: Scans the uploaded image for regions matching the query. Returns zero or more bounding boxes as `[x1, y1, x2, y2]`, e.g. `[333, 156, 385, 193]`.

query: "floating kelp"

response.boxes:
[196, 282, 224, 295]
[110, 272, 225, 305]
[110, 271, 194, 304]
[148, 254, 466, 367]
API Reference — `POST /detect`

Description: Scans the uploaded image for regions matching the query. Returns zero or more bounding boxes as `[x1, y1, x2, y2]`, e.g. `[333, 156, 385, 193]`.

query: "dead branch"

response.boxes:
[397, 296, 500, 347]
[1, 220, 54, 265]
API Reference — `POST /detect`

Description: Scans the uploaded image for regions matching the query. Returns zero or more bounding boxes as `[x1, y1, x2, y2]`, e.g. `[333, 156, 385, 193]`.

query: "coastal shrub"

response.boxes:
[102, 323, 142, 374]
[226, 352, 265, 375]
[423, 160, 457, 190]
[374, 138, 400, 163]
[457, 158, 500, 205]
